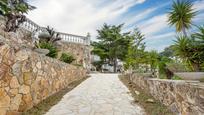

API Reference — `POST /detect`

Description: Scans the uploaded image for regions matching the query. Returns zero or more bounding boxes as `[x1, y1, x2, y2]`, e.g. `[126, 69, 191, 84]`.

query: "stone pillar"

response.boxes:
[84, 33, 91, 72]
[86, 33, 91, 46]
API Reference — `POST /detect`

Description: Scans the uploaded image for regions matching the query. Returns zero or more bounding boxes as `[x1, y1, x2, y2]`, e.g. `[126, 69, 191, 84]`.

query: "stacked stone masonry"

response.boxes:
[0, 19, 87, 115]
[126, 73, 204, 115]
[0, 17, 91, 69]
[60, 42, 90, 66]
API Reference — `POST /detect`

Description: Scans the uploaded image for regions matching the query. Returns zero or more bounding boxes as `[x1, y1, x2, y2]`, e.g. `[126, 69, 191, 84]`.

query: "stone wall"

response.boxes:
[125, 73, 204, 115]
[59, 42, 90, 66]
[0, 17, 91, 69]
[0, 37, 87, 114]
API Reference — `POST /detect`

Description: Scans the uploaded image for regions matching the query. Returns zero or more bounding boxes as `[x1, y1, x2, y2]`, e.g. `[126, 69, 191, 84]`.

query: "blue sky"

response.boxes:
[27, 0, 204, 52]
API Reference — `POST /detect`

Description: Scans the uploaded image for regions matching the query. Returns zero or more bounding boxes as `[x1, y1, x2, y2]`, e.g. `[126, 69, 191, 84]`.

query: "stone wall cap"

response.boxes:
[148, 78, 199, 83]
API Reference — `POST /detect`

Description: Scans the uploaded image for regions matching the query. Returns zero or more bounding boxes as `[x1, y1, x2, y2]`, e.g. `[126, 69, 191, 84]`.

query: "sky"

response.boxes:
[27, 0, 204, 52]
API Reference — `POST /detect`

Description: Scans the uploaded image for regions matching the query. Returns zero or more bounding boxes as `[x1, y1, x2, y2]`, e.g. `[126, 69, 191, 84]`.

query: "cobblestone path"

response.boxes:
[45, 74, 145, 115]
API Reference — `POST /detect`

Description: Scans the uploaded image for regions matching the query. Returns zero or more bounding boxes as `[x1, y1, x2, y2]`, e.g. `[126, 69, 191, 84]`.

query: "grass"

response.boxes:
[119, 75, 174, 115]
[22, 76, 89, 115]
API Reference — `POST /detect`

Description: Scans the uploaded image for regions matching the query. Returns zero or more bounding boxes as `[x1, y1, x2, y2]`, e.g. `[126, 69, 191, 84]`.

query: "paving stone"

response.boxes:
[45, 74, 145, 115]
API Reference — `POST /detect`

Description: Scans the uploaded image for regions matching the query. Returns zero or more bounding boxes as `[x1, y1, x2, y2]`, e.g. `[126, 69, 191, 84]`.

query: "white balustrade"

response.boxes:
[20, 18, 90, 45]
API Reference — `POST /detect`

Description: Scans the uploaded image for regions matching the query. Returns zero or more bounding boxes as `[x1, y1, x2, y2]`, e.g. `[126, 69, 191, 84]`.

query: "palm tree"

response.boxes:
[173, 35, 203, 71]
[192, 26, 204, 45]
[173, 36, 190, 58]
[191, 26, 204, 71]
[38, 26, 62, 45]
[168, 0, 196, 36]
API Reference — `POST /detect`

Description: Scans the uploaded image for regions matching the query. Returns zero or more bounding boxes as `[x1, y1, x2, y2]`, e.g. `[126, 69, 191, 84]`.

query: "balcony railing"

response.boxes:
[20, 18, 90, 45]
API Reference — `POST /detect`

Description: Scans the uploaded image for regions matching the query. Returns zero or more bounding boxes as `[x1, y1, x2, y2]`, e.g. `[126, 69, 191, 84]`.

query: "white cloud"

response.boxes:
[147, 32, 175, 40]
[194, 13, 204, 22]
[138, 14, 169, 37]
[192, 0, 204, 23]
[144, 32, 175, 51]
[27, 0, 145, 38]
[125, 8, 157, 27]
[124, 2, 170, 28]
[193, 0, 204, 11]
[146, 44, 171, 52]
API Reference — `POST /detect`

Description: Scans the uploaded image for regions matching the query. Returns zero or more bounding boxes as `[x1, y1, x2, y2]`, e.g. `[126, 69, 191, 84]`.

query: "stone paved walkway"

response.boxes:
[45, 74, 145, 115]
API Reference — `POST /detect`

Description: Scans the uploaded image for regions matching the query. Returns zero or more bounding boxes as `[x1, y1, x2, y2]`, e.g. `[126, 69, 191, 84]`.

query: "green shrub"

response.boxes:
[172, 75, 183, 80]
[37, 42, 58, 58]
[60, 53, 75, 64]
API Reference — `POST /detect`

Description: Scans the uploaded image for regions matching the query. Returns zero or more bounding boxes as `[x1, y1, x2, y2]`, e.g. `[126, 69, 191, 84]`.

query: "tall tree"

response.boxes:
[168, 0, 196, 36]
[125, 28, 146, 70]
[92, 23, 131, 73]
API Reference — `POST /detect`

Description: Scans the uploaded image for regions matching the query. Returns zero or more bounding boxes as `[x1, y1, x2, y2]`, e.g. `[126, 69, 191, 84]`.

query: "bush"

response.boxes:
[37, 42, 58, 58]
[60, 53, 75, 64]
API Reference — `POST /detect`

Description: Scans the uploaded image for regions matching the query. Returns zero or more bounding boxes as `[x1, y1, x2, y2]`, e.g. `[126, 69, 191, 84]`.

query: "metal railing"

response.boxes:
[20, 18, 90, 45]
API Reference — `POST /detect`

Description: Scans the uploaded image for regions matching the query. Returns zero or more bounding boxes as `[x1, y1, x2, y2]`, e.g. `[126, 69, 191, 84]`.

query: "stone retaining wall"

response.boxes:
[0, 18, 91, 69]
[60, 42, 88, 65]
[0, 41, 87, 115]
[126, 73, 204, 115]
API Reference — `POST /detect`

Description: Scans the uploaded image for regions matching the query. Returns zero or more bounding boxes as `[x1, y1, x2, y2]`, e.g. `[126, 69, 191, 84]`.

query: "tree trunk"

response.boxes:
[182, 27, 187, 37]
[192, 62, 201, 72]
[113, 58, 117, 73]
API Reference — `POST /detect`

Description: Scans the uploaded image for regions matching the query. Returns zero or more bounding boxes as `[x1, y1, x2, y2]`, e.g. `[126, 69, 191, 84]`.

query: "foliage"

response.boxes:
[92, 23, 131, 72]
[192, 26, 204, 47]
[168, 0, 196, 36]
[91, 42, 108, 61]
[0, 0, 10, 15]
[147, 50, 159, 74]
[0, 0, 36, 32]
[172, 35, 204, 71]
[157, 56, 174, 79]
[37, 42, 58, 58]
[125, 28, 146, 70]
[160, 46, 174, 58]
[0, 0, 35, 15]
[92, 61, 104, 71]
[38, 26, 62, 45]
[60, 53, 75, 64]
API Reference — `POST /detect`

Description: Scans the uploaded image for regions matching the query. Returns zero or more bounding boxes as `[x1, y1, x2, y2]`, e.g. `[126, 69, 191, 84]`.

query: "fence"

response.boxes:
[20, 18, 90, 45]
